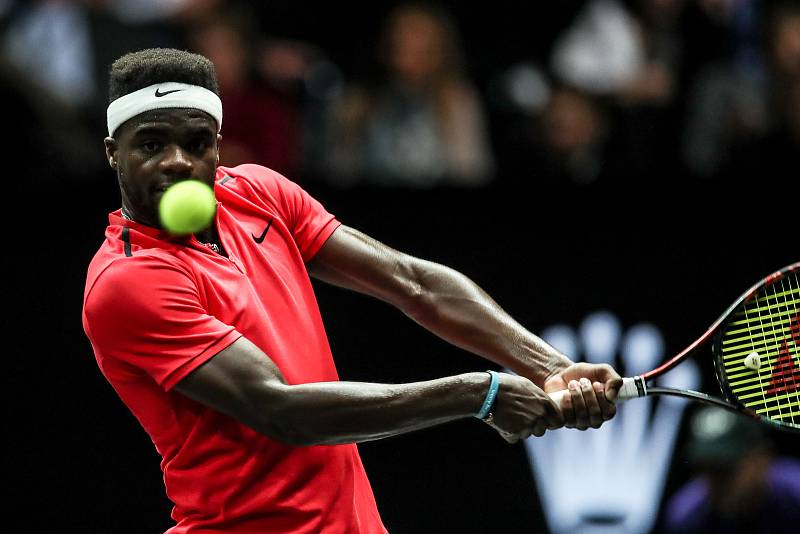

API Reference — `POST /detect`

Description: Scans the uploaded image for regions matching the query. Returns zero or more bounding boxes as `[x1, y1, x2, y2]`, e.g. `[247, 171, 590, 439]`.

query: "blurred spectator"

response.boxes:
[550, 0, 682, 104]
[1, 0, 190, 179]
[545, 0, 687, 181]
[189, 10, 307, 175]
[550, 0, 644, 96]
[322, 2, 494, 188]
[1, 1, 100, 178]
[3, 0, 96, 108]
[681, 0, 770, 178]
[499, 86, 613, 190]
[102, 0, 220, 24]
[718, 1, 800, 185]
[539, 86, 611, 185]
[664, 406, 800, 533]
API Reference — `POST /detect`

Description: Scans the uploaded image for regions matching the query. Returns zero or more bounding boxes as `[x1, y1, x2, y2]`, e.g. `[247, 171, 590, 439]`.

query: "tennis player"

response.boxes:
[82, 49, 622, 534]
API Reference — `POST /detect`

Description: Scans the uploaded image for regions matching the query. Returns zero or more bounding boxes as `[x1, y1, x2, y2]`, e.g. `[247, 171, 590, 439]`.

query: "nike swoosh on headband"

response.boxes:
[155, 88, 183, 97]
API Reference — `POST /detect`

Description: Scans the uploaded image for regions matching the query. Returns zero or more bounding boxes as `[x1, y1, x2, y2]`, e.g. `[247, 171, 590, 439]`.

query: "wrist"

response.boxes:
[518, 339, 573, 385]
[474, 370, 500, 420]
[461, 372, 493, 418]
[543, 355, 573, 384]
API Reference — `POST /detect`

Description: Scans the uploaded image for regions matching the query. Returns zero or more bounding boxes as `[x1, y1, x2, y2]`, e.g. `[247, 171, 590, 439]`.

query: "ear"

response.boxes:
[104, 137, 119, 170]
[216, 134, 222, 164]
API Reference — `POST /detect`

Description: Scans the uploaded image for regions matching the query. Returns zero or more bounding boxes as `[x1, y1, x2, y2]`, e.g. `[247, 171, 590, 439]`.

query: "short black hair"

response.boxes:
[108, 48, 219, 103]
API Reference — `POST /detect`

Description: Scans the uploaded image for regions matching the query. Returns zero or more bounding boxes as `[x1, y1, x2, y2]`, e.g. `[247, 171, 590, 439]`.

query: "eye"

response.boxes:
[141, 140, 162, 153]
[187, 138, 211, 153]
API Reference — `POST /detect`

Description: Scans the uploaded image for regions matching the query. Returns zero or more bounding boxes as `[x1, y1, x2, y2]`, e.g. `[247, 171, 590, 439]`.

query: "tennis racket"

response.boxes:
[549, 262, 800, 433]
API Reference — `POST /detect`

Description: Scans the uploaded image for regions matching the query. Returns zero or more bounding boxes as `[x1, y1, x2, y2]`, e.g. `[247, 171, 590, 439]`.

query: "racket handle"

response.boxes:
[547, 377, 645, 404]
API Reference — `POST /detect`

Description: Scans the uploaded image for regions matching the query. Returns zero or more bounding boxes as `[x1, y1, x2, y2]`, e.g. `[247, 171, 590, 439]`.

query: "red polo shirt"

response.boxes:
[82, 165, 386, 534]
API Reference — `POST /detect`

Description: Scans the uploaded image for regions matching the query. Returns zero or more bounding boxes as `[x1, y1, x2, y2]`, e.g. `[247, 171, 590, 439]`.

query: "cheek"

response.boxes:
[117, 161, 151, 195]
[199, 155, 219, 179]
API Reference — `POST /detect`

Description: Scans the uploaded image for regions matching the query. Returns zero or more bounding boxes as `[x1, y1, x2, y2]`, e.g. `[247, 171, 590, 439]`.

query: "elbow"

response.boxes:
[395, 256, 433, 319]
[250, 387, 323, 447]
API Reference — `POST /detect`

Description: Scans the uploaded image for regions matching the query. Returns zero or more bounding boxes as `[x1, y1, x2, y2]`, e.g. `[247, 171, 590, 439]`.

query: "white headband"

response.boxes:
[106, 82, 223, 136]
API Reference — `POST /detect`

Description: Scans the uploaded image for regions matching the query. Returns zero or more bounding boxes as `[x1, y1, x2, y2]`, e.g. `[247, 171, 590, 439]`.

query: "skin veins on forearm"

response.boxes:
[402, 259, 573, 384]
[309, 225, 573, 386]
[176, 337, 491, 446]
[270, 374, 488, 445]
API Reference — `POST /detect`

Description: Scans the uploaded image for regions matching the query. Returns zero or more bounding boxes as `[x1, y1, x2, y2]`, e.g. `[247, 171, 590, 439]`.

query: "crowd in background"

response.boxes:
[1, 0, 798, 191]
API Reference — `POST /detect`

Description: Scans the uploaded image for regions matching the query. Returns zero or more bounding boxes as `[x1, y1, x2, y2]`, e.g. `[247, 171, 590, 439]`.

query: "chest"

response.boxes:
[190, 206, 309, 326]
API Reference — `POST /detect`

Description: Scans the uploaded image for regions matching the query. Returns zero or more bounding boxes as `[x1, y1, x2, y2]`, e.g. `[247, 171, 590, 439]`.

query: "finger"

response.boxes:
[569, 380, 589, 430]
[542, 395, 565, 429]
[595, 363, 621, 381]
[561, 381, 577, 428]
[580, 378, 603, 429]
[604, 376, 623, 403]
[531, 418, 548, 437]
[594, 381, 617, 421]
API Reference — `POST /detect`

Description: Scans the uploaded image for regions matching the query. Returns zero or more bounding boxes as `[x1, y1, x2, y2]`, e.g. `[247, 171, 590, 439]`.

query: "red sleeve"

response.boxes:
[280, 178, 341, 261]
[225, 164, 341, 261]
[84, 255, 241, 390]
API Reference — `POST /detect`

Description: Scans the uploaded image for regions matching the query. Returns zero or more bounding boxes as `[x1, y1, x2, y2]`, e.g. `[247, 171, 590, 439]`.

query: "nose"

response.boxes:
[160, 144, 193, 177]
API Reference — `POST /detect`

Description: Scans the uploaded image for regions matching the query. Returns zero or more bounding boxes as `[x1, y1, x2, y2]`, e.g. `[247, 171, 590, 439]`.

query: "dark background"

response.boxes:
[4, 1, 798, 532]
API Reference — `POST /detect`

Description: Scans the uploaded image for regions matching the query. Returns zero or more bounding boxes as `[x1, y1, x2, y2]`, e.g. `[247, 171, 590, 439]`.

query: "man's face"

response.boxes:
[104, 108, 220, 228]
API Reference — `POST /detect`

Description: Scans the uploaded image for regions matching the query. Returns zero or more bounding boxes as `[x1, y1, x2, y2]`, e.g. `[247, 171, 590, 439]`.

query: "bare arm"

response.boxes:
[308, 225, 621, 429]
[174, 337, 560, 446]
[308, 225, 570, 383]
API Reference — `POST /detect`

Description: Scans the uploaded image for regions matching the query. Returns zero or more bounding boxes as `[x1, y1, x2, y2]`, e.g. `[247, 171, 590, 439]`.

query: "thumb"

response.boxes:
[604, 377, 623, 402]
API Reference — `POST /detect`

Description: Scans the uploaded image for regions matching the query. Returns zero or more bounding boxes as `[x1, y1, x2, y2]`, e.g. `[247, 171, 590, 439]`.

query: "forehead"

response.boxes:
[117, 108, 217, 138]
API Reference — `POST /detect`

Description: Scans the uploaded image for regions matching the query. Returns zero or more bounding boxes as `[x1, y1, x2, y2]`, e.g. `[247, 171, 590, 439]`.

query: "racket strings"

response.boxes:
[781, 273, 800, 422]
[720, 270, 799, 427]
[756, 273, 783, 421]
[741, 279, 770, 415]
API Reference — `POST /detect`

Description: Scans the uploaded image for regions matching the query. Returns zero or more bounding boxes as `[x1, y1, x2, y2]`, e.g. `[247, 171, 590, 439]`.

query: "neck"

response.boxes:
[196, 225, 227, 257]
[121, 207, 226, 256]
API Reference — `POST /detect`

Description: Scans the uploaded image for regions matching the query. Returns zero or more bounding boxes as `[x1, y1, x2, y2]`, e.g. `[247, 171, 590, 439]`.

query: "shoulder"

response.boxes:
[217, 164, 301, 202]
[217, 164, 291, 189]
[85, 251, 193, 310]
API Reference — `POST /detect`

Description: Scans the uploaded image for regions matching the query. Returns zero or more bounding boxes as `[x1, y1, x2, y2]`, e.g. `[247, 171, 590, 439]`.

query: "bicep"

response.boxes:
[308, 225, 421, 308]
[174, 337, 289, 438]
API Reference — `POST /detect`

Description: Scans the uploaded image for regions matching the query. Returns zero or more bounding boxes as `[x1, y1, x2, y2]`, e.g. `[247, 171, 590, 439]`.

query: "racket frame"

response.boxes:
[622, 263, 800, 433]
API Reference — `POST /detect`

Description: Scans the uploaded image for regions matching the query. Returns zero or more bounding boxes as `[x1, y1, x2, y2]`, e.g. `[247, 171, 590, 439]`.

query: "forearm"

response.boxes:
[404, 260, 572, 384]
[265, 372, 488, 446]
[308, 226, 571, 384]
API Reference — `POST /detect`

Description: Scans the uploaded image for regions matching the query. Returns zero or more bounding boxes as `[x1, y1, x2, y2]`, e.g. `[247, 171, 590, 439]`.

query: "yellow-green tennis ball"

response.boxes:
[159, 180, 216, 235]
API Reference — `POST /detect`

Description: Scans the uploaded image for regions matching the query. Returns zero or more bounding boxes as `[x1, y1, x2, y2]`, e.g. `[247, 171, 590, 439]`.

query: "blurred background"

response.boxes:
[3, 0, 798, 532]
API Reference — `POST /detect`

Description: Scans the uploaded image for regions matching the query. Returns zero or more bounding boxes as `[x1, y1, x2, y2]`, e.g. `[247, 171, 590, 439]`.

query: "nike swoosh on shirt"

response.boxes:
[252, 220, 273, 244]
[155, 88, 183, 97]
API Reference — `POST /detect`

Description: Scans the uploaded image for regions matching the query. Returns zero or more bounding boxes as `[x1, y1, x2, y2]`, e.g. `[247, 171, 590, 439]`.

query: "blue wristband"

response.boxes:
[475, 371, 500, 419]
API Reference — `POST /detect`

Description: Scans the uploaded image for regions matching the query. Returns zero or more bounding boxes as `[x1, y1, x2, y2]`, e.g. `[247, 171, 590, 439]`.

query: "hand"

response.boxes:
[485, 373, 564, 443]
[543, 363, 622, 430]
